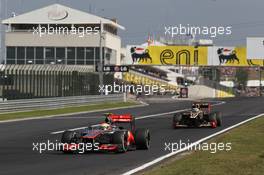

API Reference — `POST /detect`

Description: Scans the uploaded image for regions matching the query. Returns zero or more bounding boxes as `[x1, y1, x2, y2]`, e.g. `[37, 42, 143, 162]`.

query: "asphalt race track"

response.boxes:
[0, 97, 263, 175]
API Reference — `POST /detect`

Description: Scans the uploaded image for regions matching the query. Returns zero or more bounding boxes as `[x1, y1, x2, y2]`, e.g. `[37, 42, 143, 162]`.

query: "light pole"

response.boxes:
[0, 0, 6, 64]
[259, 66, 262, 97]
[99, 20, 104, 95]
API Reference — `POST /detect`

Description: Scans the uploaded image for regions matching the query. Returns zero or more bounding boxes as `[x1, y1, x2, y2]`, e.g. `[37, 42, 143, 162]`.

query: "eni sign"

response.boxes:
[126, 46, 208, 65]
[159, 48, 200, 65]
[125, 45, 264, 66]
[48, 8, 68, 21]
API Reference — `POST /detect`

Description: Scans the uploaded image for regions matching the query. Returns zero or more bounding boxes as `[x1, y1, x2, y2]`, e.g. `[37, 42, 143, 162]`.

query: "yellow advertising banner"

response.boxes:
[127, 46, 208, 65]
[126, 45, 264, 66]
[209, 47, 264, 66]
[123, 71, 178, 91]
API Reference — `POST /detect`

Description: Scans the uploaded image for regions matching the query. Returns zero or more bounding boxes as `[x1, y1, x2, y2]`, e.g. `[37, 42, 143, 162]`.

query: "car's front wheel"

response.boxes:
[135, 128, 150, 149]
[173, 113, 182, 129]
[61, 131, 76, 153]
[61, 131, 75, 143]
[113, 131, 128, 153]
[215, 112, 222, 126]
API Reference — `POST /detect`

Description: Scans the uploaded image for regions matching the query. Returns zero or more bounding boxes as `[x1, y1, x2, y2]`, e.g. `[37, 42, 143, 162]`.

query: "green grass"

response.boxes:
[0, 101, 138, 121]
[143, 116, 264, 175]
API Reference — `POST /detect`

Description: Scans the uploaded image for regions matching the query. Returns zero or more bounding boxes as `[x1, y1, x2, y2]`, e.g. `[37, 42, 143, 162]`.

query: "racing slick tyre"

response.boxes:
[61, 131, 77, 153]
[209, 113, 217, 128]
[61, 131, 75, 143]
[135, 128, 150, 150]
[172, 113, 182, 129]
[215, 112, 222, 126]
[113, 131, 128, 153]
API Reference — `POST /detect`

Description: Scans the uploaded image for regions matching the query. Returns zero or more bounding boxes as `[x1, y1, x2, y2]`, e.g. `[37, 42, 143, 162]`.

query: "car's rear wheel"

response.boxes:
[209, 113, 217, 128]
[113, 131, 128, 153]
[173, 113, 182, 129]
[135, 128, 150, 149]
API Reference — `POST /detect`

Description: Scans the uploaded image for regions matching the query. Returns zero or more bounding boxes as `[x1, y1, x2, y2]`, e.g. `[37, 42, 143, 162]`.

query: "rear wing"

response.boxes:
[107, 114, 134, 123]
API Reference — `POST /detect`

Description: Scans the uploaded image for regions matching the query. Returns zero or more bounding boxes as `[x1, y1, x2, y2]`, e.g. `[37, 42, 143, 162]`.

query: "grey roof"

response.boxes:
[2, 4, 125, 30]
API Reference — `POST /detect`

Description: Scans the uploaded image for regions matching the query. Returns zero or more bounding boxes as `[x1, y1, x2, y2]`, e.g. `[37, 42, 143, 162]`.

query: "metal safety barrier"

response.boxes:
[0, 94, 124, 113]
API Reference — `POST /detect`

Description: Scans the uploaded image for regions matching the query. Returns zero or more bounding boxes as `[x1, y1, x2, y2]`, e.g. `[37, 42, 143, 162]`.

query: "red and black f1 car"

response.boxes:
[172, 102, 222, 128]
[61, 114, 150, 153]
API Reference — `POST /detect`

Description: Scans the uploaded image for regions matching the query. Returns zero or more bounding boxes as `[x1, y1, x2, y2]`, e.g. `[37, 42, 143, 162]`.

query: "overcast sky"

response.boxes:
[1, 0, 264, 46]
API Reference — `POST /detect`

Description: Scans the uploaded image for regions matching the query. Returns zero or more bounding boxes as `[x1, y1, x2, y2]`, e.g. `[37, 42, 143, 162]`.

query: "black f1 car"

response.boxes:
[61, 114, 150, 153]
[172, 102, 222, 128]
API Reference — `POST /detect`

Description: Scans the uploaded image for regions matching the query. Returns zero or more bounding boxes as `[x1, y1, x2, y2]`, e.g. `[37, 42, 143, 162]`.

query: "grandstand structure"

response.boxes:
[2, 3, 124, 66]
[0, 4, 124, 99]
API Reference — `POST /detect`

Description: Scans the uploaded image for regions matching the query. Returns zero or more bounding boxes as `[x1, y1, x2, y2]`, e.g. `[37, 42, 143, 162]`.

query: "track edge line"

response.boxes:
[121, 112, 264, 175]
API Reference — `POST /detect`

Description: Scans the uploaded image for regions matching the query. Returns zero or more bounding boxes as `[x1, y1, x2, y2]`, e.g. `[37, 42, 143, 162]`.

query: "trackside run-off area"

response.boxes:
[141, 116, 264, 175]
[0, 101, 139, 122]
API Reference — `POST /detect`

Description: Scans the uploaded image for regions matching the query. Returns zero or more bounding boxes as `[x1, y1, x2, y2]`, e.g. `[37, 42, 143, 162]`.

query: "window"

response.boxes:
[36, 47, 44, 64]
[45, 47, 55, 64]
[26, 47, 34, 64]
[6, 47, 16, 64]
[6, 60, 16, 64]
[7, 47, 15, 59]
[94, 47, 105, 65]
[95, 47, 102, 65]
[67, 47, 75, 65]
[56, 47, 65, 64]
[104, 48, 116, 65]
[77, 47, 85, 65]
[17, 47, 25, 64]
[85, 47, 94, 65]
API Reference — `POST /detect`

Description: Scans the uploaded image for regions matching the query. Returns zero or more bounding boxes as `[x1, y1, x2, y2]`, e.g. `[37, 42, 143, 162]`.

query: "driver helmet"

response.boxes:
[195, 104, 200, 108]
[192, 108, 200, 112]
[100, 123, 110, 130]
[104, 113, 113, 124]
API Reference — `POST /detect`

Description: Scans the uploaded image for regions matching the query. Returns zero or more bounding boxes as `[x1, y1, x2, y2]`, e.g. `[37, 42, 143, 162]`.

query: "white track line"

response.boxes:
[50, 101, 225, 135]
[121, 113, 264, 175]
[0, 103, 147, 124]
[50, 109, 188, 134]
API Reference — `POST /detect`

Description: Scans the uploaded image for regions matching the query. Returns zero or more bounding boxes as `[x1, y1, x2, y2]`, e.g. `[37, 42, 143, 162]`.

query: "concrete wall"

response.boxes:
[104, 33, 121, 65]
[188, 85, 234, 98]
[6, 32, 102, 47]
[188, 85, 216, 98]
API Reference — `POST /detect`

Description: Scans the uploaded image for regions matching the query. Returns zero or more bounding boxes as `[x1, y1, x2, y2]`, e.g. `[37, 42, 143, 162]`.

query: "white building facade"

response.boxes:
[2, 4, 124, 66]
